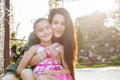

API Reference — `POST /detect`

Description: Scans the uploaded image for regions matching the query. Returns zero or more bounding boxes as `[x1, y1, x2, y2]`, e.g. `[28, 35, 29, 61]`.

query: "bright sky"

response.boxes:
[11, 0, 116, 40]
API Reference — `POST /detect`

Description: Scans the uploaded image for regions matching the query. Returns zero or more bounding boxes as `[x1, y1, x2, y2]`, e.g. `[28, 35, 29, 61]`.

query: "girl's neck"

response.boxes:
[40, 41, 52, 47]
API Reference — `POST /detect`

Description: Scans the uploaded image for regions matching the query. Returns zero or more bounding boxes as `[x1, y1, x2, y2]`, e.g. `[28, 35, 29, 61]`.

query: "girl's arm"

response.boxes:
[17, 45, 37, 75]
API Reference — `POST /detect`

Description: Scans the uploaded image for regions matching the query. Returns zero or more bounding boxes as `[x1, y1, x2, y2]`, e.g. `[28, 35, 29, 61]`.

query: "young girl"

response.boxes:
[17, 18, 73, 80]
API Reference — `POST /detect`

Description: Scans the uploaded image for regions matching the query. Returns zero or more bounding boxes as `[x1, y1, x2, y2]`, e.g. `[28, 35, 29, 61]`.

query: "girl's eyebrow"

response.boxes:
[52, 20, 57, 22]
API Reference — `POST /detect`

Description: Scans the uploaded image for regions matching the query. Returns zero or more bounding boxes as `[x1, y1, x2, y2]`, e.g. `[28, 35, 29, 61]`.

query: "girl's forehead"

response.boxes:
[38, 20, 48, 24]
[35, 20, 50, 27]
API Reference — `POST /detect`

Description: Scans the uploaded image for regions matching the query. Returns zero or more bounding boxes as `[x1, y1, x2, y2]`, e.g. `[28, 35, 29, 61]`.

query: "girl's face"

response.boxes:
[51, 14, 65, 38]
[34, 20, 52, 42]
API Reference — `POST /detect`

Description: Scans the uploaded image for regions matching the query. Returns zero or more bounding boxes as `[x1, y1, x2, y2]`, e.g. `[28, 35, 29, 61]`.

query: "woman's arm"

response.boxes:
[29, 43, 59, 66]
[17, 46, 37, 75]
[55, 45, 71, 74]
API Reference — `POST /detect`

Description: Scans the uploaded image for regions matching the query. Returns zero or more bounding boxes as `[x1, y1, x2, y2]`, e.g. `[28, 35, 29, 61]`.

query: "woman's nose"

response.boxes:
[57, 24, 62, 29]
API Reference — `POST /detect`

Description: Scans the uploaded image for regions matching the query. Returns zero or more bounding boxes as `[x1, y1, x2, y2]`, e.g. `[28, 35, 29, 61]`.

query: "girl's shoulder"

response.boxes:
[27, 45, 38, 54]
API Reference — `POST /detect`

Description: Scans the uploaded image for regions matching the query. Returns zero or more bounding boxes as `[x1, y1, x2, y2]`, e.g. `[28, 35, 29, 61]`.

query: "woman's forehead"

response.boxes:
[53, 14, 65, 22]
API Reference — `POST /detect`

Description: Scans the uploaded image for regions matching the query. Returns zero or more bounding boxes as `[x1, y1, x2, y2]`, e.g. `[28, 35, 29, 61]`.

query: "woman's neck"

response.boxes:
[40, 41, 52, 47]
[53, 37, 60, 42]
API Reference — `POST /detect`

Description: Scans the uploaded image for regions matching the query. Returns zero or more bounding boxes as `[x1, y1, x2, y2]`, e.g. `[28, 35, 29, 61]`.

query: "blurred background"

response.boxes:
[0, 0, 120, 78]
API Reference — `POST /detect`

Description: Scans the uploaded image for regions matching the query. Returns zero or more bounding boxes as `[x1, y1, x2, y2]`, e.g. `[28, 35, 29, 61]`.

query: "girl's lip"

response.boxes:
[43, 34, 52, 37]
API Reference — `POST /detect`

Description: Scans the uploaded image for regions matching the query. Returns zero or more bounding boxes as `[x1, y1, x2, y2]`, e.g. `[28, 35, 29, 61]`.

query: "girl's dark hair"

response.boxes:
[21, 18, 48, 52]
[33, 18, 48, 29]
[48, 8, 78, 80]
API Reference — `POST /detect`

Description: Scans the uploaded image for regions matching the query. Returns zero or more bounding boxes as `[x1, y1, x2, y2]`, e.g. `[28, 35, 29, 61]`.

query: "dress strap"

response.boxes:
[36, 45, 45, 60]
[37, 50, 43, 60]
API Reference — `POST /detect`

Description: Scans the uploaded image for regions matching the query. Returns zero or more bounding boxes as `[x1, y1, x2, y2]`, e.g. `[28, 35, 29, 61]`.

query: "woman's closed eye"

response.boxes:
[53, 21, 58, 25]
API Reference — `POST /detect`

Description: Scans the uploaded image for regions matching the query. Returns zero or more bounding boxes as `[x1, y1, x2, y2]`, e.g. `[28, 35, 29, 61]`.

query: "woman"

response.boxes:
[2, 8, 77, 80]
[30, 8, 78, 80]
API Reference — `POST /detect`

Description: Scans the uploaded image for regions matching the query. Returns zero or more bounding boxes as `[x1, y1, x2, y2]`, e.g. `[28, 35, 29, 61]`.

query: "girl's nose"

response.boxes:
[43, 29, 48, 33]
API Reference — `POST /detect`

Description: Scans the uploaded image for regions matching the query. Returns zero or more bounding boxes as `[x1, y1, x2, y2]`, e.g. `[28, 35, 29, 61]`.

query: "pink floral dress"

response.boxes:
[33, 44, 73, 80]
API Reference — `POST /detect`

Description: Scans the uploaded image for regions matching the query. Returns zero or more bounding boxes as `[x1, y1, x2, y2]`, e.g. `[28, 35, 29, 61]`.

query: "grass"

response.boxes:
[76, 64, 120, 68]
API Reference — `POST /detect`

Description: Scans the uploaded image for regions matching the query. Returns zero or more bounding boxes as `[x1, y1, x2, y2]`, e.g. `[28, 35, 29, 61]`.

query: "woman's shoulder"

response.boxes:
[53, 42, 63, 47]
[53, 42, 63, 51]
[55, 43, 64, 56]
[57, 44, 63, 50]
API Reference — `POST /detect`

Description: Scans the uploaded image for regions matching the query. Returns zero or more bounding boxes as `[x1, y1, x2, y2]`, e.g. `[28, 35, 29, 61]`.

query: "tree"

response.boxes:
[49, 0, 60, 8]
[4, 0, 10, 70]
[75, 11, 120, 65]
[75, 19, 84, 51]
[76, 11, 107, 44]
[115, 0, 120, 30]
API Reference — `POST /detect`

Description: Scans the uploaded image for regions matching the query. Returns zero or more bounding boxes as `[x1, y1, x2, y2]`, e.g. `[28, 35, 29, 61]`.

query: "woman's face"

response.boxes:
[51, 14, 65, 38]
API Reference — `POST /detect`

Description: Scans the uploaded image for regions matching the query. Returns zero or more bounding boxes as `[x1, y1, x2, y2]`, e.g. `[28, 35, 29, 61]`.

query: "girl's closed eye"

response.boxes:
[46, 26, 51, 30]
[38, 28, 43, 32]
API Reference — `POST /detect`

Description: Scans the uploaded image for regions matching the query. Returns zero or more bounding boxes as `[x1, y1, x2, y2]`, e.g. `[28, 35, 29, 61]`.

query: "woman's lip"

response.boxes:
[55, 30, 63, 33]
[56, 31, 62, 34]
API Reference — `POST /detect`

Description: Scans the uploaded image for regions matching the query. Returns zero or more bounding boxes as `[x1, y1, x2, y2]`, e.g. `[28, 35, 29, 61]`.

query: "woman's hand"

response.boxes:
[29, 43, 60, 66]
[41, 70, 54, 75]
[47, 43, 60, 57]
